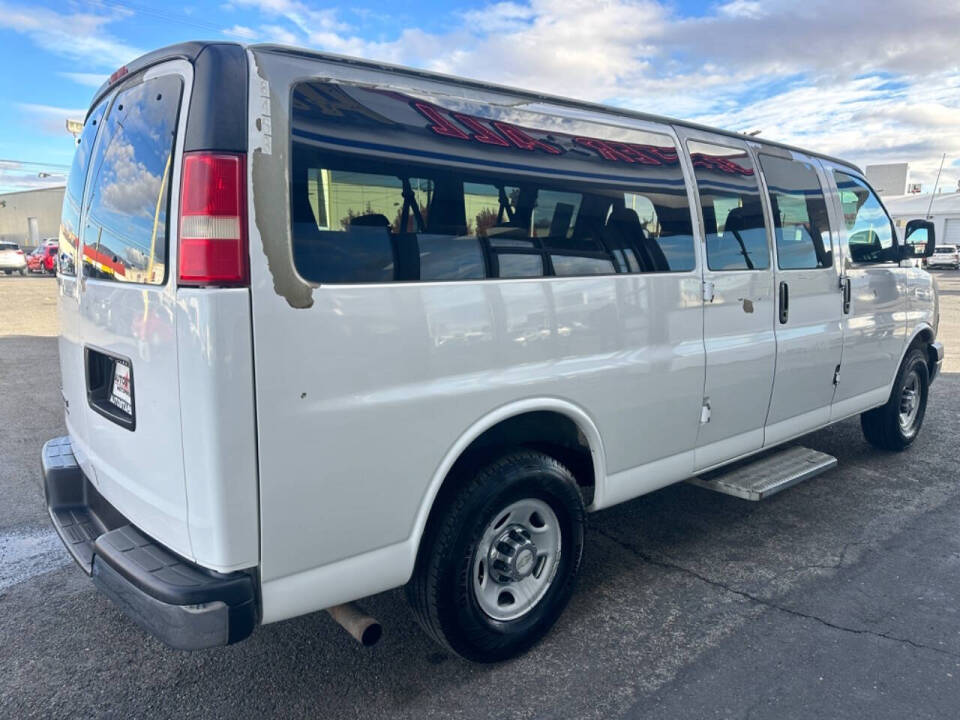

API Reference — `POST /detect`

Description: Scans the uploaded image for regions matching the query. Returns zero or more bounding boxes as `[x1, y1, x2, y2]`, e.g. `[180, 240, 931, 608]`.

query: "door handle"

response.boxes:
[778, 281, 789, 324]
[841, 276, 852, 314]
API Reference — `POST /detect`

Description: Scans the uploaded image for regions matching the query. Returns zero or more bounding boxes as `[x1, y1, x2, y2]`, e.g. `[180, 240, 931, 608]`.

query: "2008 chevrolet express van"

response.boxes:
[42, 41, 943, 662]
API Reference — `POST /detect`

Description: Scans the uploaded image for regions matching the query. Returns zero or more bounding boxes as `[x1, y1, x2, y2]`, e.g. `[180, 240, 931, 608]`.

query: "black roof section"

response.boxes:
[89, 40, 859, 172]
[89, 41, 247, 154]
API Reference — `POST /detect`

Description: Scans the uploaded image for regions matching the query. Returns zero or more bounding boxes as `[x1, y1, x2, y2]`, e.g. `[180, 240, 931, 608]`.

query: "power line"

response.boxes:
[0, 159, 72, 169]
[82, 0, 254, 40]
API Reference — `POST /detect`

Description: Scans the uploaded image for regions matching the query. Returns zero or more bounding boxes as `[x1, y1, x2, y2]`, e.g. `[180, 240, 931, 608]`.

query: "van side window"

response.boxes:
[59, 100, 107, 276]
[290, 80, 697, 283]
[833, 171, 896, 264]
[758, 154, 832, 269]
[82, 74, 183, 284]
[688, 141, 770, 271]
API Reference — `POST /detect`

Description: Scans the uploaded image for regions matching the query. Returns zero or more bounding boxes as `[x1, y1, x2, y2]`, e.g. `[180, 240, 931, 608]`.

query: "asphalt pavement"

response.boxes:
[1, 272, 959, 719]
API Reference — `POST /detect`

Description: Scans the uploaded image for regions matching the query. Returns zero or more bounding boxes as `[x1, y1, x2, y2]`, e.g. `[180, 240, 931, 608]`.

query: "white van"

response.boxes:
[43, 42, 942, 661]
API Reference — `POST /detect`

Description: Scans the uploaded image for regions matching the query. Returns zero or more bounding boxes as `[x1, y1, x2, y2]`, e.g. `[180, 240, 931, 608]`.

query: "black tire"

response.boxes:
[407, 450, 585, 662]
[19, 268, 26, 276]
[861, 347, 929, 451]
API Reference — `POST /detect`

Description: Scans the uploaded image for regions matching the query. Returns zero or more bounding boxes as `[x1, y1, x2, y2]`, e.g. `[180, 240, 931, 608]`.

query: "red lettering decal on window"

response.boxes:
[451, 113, 509, 146]
[691, 154, 754, 176]
[412, 101, 469, 140]
[613, 143, 661, 166]
[639, 145, 679, 165]
[573, 137, 636, 162]
[492, 122, 562, 154]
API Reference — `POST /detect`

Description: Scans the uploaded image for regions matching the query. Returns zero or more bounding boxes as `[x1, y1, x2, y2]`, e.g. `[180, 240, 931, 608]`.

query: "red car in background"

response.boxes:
[27, 242, 58, 274]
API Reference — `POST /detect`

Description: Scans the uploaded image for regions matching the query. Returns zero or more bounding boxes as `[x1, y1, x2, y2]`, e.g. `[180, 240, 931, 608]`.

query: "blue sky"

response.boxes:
[1, 0, 958, 194]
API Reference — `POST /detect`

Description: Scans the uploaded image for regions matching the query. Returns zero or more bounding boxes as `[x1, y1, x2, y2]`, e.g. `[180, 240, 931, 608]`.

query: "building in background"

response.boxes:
[0, 186, 65, 248]
[865, 163, 910, 197]
[885, 191, 960, 246]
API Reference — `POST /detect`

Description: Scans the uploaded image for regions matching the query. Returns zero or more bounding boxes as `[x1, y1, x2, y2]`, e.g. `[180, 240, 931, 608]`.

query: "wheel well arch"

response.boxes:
[409, 400, 605, 560]
[904, 324, 937, 377]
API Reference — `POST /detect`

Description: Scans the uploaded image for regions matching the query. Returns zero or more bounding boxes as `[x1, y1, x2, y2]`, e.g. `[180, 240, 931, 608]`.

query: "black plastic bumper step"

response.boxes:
[40, 436, 257, 648]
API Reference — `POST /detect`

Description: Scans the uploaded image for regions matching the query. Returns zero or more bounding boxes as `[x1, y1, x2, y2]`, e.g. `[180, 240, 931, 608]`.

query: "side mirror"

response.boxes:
[901, 219, 935, 259]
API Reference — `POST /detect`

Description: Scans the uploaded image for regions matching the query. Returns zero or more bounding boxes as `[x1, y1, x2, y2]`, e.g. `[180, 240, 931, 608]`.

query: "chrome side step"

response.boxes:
[687, 445, 838, 501]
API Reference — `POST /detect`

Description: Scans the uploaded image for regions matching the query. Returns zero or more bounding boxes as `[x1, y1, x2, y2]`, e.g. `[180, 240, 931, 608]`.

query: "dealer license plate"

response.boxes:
[109, 359, 133, 415]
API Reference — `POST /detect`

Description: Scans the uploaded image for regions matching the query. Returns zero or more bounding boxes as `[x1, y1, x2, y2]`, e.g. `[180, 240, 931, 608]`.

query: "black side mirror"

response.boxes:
[901, 219, 935, 259]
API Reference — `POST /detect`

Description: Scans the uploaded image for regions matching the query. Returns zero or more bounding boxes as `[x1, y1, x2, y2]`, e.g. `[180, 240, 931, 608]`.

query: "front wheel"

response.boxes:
[861, 347, 929, 451]
[407, 450, 585, 662]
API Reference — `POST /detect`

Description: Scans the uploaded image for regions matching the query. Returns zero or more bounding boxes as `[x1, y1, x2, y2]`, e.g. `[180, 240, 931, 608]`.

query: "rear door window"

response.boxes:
[82, 74, 183, 284]
[758, 154, 832, 269]
[290, 81, 697, 283]
[688, 140, 770, 271]
[59, 100, 107, 276]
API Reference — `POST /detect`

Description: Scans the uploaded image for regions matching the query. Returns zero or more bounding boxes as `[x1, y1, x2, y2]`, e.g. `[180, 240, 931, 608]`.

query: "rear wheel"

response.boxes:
[861, 347, 929, 451]
[407, 450, 585, 662]
[19, 268, 26, 276]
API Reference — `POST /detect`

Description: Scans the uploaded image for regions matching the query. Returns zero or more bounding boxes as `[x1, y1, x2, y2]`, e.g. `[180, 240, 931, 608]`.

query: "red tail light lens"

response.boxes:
[178, 152, 248, 286]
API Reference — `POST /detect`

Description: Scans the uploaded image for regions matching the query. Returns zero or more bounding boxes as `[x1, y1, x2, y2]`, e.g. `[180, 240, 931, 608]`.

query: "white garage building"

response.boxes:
[884, 192, 960, 246]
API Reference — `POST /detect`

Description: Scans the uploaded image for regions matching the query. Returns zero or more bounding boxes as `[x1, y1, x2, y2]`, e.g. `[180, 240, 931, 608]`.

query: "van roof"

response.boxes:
[92, 40, 861, 174]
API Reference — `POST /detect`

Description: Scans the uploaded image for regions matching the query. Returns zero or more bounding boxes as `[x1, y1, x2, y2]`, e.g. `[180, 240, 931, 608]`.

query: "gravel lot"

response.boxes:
[2, 272, 959, 719]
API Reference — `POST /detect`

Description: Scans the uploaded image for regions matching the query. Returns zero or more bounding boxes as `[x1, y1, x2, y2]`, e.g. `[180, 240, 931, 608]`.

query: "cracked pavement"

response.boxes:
[1, 272, 959, 719]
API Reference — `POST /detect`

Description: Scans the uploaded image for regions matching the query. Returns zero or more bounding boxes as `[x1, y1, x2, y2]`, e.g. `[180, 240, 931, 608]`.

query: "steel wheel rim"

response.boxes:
[472, 498, 562, 622]
[898, 369, 921, 436]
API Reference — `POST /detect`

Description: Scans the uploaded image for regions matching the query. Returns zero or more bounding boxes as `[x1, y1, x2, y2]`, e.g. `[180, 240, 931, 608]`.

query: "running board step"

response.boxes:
[687, 446, 837, 501]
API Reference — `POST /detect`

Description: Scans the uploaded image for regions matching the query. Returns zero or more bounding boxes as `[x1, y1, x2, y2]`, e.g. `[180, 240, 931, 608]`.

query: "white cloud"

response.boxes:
[0, 161, 67, 193]
[239, 0, 957, 190]
[718, 1, 766, 19]
[59, 72, 108, 88]
[98, 140, 164, 219]
[0, 1, 143, 69]
[224, 24, 258, 40]
[2, 0, 953, 192]
[16, 103, 88, 136]
[262, 24, 300, 45]
[230, 0, 348, 42]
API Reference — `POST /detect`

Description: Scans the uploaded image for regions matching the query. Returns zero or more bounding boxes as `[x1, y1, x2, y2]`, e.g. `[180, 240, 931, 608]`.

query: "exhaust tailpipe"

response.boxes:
[326, 603, 382, 647]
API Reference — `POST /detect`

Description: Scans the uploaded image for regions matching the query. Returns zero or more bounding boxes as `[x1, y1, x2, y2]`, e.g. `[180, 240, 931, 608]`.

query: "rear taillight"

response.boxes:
[16, 250, 23, 255]
[178, 152, 248, 286]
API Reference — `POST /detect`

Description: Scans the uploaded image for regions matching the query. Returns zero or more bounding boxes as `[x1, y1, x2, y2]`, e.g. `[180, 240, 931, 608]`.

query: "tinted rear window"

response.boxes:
[60, 100, 108, 276]
[290, 81, 696, 284]
[81, 74, 182, 284]
[0, 242, 18, 251]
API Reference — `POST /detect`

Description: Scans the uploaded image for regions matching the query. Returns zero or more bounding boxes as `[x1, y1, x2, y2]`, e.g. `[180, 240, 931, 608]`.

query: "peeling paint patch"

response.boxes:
[250, 51, 315, 309]
[0, 527, 69, 592]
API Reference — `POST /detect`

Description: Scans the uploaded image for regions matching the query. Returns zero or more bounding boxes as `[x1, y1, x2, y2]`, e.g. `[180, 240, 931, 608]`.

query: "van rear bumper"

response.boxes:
[41, 436, 257, 649]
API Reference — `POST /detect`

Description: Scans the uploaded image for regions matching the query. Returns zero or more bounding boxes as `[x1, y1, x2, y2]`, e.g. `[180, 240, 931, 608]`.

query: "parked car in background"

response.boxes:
[26, 247, 45, 273]
[0, 241, 27, 275]
[926, 245, 960, 270]
[40, 243, 58, 274]
[26, 242, 58, 274]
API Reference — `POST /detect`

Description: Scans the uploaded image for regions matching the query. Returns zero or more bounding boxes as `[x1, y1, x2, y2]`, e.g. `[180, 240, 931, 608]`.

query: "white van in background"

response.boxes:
[42, 42, 942, 662]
